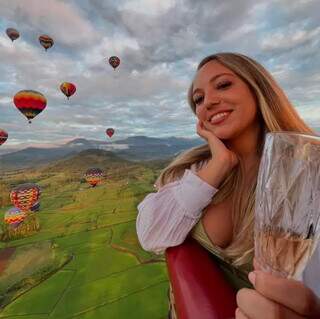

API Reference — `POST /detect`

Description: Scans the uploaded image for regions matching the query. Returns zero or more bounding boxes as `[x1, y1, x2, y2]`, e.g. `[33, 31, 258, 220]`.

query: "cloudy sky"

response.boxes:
[0, 0, 319, 149]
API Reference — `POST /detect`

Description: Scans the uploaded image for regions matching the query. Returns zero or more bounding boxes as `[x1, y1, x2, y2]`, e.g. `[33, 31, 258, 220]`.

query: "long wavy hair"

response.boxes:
[155, 52, 318, 267]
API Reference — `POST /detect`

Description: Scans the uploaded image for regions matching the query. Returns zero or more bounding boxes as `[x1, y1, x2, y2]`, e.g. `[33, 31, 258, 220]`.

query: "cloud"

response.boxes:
[261, 25, 320, 53]
[1, 0, 99, 48]
[0, 0, 319, 146]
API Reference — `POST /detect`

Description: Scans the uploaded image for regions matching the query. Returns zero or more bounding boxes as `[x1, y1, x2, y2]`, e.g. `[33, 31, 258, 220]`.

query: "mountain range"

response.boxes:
[0, 136, 204, 171]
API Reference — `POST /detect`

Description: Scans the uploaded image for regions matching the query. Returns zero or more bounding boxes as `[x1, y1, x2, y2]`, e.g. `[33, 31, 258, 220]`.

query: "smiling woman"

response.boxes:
[136, 52, 320, 318]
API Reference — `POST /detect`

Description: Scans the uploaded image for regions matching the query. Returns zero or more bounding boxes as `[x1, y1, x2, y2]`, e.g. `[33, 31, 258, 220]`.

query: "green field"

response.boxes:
[0, 158, 169, 319]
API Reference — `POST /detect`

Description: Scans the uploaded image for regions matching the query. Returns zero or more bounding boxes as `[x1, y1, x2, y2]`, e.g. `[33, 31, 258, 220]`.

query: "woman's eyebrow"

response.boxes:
[193, 72, 234, 96]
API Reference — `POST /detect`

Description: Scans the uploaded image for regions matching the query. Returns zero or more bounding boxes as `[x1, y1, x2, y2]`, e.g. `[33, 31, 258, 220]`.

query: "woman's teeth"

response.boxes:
[210, 111, 231, 124]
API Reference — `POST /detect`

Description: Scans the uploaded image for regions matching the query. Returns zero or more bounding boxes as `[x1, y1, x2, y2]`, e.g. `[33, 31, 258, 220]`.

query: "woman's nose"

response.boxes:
[203, 94, 221, 110]
[196, 91, 221, 119]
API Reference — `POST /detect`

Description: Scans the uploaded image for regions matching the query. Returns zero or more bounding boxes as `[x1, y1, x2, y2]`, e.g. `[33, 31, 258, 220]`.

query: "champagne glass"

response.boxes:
[254, 131, 320, 280]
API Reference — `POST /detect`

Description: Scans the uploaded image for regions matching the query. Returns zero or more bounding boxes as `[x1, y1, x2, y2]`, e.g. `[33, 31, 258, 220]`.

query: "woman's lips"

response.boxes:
[209, 111, 232, 125]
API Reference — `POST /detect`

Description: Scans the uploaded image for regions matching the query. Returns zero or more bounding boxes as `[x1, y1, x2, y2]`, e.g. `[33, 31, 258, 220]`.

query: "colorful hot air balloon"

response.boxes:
[106, 128, 114, 138]
[60, 82, 76, 100]
[4, 207, 25, 227]
[39, 35, 54, 51]
[84, 168, 103, 187]
[6, 28, 20, 42]
[13, 90, 47, 123]
[10, 183, 41, 213]
[0, 129, 8, 146]
[109, 56, 120, 70]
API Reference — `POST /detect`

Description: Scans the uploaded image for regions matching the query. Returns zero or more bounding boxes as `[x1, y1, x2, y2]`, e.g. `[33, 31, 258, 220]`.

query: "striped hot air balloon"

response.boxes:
[10, 183, 41, 213]
[39, 34, 54, 51]
[108, 56, 120, 70]
[84, 168, 104, 187]
[4, 207, 25, 227]
[6, 28, 20, 42]
[106, 128, 114, 138]
[0, 129, 8, 146]
[60, 82, 76, 100]
[13, 90, 47, 123]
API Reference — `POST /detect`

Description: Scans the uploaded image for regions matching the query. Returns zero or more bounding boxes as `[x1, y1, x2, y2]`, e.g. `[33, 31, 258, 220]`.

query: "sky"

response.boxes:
[0, 0, 320, 149]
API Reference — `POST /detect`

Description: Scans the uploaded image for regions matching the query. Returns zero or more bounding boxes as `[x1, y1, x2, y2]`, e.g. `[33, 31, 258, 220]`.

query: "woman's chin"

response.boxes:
[207, 125, 233, 140]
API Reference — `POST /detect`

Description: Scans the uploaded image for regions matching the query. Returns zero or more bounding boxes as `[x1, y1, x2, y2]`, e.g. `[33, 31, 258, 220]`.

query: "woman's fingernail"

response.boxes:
[248, 271, 256, 286]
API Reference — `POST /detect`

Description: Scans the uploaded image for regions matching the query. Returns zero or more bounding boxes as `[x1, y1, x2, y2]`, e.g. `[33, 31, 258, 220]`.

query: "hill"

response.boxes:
[0, 136, 203, 171]
[0, 154, 169, 318]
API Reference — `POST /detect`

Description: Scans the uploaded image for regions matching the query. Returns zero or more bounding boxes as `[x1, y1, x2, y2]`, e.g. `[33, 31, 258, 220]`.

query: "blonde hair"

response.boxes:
[156, 52, 318, 267]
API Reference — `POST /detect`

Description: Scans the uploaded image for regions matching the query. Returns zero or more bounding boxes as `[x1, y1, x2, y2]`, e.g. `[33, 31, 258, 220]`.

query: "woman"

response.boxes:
[136, 52, 320, 318]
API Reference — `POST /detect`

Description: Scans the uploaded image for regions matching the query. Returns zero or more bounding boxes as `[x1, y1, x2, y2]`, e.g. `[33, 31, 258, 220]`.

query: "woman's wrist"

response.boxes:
[196, 159, 231, 188]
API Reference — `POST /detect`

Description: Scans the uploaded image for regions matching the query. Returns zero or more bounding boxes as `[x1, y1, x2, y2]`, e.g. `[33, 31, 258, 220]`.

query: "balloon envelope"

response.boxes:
[13, 90, 47, 123]
[39, 35, 54, 50]
[4, 207, 25, 227]
[106, 128, 114, 138]
[0, 129, 8, 146]
[84, 168, 103, 187]
[60, 82, 76, 99]
[6, 28, 20, 41]
[109, 56, 120, 69]
[10, 183, 41, 212]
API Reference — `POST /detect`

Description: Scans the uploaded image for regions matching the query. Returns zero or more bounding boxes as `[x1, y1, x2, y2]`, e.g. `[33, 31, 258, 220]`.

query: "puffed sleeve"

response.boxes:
[136, 160, 218, 254]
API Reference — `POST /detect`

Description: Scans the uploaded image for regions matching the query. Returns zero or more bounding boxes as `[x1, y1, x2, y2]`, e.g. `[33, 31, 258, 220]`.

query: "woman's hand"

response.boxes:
[196, 119, 239, 170]
[235, 259, 320, 318]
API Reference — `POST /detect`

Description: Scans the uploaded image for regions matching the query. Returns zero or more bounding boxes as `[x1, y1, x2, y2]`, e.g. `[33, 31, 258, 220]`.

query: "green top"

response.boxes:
[191, 220, 254, 291]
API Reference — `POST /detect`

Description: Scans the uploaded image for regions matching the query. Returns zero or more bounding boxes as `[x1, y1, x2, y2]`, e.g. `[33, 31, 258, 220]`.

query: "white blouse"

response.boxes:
[136, 161, 320, 297]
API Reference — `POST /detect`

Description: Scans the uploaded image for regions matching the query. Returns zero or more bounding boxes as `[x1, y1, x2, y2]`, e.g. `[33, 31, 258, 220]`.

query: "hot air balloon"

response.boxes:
[39, 35, 54, 51]
[60, 82, 76, 100]
[10, 183, 41, 213]
[106, 128, 114, 138]
[0, 129, 8, 146]
[4, 207, 25, 227]
[13, 90, 47, 123]
[6, 28, 20, 42]
[109, 56, 120, 70]
[84, 168, 103, 187]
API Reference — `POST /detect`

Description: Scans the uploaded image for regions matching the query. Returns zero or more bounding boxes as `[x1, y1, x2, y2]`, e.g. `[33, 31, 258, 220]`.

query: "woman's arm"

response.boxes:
[136, 161, 219, 254]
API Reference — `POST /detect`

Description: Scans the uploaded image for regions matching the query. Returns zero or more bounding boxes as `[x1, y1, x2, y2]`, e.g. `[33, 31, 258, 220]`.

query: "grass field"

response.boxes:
[0, 160, 169, 318]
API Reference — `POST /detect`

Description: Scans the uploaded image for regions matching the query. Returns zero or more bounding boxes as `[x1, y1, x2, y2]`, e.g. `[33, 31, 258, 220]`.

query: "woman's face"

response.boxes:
[192, 60, 260, 140]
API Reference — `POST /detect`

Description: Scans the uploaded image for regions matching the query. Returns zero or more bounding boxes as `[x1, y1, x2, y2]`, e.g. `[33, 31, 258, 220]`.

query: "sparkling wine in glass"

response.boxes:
[254, 131, 320, 280]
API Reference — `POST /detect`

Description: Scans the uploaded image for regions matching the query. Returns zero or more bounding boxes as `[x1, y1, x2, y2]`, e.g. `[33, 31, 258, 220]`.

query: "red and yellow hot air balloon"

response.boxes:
[6, 28, 20, 42]
[10, 183, 41, 214]
[106, 128, 114, 138]
[84, 168, 103, 187]
[60, 82, 76, 100]
[0, 129, 8, 146]
[4, 207, 25, 227]
[13, 90, 47, 123]
[108, 56, 120, 70]
[39, 35, 54, 51]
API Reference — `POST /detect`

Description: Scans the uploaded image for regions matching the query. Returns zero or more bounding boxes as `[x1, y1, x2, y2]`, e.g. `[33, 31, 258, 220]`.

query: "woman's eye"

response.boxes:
[216, 81, 232, 89]
[193, 96, 203, 105]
